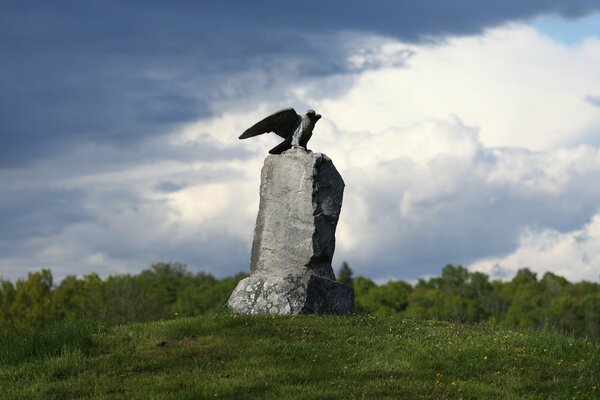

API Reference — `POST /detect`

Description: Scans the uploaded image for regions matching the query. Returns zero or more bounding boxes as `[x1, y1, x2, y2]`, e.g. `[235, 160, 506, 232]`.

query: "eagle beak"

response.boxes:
[316, 114, 322, 121]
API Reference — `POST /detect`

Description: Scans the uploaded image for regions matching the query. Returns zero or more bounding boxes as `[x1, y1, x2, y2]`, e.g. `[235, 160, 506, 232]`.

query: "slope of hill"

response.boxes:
[1, 315, 598, 399]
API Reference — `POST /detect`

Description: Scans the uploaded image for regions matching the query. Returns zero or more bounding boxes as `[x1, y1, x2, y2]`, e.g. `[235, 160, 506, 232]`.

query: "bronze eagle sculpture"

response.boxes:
[239, 108, 322, 154]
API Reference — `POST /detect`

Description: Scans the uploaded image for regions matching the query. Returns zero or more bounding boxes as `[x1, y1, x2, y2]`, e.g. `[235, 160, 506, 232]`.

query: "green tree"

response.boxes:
[79, 273, 106, 320]
[353, 276, 377, 313]
[405, 265, 493, 322]
[136, 263, 190, 320]
[102, 274, 144, 324]
[0, 279, 16, 334]
[405, 286, 440, 320]
[500, 269, 545, 329]
[546, 280, 600, 340]
[360, 280, 413, 315]
[338, 262, 354, 287]
[9, 269, 53, 331]
[50, 275, 87, 321]
[174, 273, 246, 316]
[2, 262, 597, 340]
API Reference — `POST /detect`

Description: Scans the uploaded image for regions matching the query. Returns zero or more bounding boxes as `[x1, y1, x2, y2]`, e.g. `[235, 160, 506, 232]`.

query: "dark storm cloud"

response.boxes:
[0, 186, 89, 250]
[199, 1, 600, 40]
[2, 0, 599, 167]
[145, 234, 251, 279]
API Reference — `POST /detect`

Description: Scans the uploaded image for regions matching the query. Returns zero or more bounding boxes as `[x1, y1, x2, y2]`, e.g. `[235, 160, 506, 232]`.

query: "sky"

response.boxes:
[1, 1, 600, 283]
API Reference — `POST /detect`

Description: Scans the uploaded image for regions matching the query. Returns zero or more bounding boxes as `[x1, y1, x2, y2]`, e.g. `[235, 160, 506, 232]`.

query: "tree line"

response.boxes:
[1, 263, 599, 341]
[0, 263, 244, 334]
[345, 263, 600, 341]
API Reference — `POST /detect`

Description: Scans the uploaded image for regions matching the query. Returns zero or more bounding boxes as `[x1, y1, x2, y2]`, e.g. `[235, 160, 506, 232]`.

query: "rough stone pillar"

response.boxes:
[228, 148, 354, 315]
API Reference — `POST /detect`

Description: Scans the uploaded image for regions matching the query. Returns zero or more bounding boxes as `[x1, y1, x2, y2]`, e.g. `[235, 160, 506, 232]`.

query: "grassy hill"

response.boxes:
[1, 315, 598, 399]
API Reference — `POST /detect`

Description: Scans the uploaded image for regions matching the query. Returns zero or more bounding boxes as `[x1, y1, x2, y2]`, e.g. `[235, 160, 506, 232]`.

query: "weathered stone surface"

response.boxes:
[228, 148, 354, 315]
[250, 148, 344, 280]
[227, 273, 354, 315]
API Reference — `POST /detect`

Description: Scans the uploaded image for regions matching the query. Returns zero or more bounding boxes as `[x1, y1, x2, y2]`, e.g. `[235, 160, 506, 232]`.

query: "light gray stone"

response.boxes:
[228, 148, 354, 315]
[228, 273, 354, 315]
[250, 148, 343, 280]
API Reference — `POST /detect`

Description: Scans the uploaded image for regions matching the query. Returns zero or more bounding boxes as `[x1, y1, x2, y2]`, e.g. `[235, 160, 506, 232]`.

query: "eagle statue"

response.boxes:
[239, 108, 322, 154]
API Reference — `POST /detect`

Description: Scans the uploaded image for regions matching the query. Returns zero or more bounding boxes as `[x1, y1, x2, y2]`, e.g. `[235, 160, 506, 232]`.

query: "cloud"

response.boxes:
[585, 94, 600, 107]
[470, 213, 600, 282]
[0, 131, 258, 281]
[0, 186, 89, 248]
[155, 182, 186, 193]
[284, 24, 600, 282]
[2, 19, 600, 283]
[4, 110, 598, 283]
[0, 153, 259, 281]
[320, 26, 600, 151]
[315, 117, 600, 281]
[3, 1, 600, 166]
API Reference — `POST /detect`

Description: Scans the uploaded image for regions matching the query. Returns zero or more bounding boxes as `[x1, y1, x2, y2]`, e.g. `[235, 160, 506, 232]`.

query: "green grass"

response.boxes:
[1, 316, 599, 399]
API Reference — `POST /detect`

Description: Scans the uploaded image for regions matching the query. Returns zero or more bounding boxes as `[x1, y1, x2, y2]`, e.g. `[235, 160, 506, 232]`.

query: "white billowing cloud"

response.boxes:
[320, 25, 600, 151]
[178, 103, 600, 281]
[470, 213, 600, 282]
[287, 23, 600, 281]
[319, 116, 600, 281]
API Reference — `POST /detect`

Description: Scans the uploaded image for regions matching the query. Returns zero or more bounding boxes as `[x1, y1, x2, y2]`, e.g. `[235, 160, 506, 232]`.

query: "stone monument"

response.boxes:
[227, 108, 354, 315]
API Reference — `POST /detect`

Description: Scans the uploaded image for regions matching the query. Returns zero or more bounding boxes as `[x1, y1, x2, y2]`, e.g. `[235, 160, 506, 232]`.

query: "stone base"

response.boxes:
[227, 273, 354, 315]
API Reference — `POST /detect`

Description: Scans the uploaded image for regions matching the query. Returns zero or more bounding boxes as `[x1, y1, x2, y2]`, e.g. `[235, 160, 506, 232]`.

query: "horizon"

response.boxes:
[0, 261, 594, 288]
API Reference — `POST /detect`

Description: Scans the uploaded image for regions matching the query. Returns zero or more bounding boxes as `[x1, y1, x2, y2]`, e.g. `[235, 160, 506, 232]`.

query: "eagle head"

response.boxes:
[306, 109, 322, 121]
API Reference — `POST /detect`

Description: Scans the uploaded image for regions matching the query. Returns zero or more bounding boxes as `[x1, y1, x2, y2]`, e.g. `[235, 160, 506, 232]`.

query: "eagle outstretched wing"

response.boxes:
[239, 108, 300, 139]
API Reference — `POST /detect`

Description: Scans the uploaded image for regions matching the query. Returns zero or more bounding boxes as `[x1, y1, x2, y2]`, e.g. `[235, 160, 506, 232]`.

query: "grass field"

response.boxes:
[1, 315, 599, 399]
